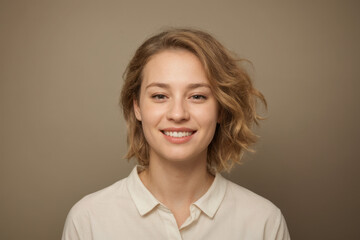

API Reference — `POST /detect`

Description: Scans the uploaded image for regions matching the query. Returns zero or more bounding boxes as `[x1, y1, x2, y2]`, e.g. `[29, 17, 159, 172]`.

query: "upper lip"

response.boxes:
[161, 127, 196, 132]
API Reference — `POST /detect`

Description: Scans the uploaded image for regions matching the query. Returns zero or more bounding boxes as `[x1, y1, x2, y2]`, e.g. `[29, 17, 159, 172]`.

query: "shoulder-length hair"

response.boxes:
[120, 28, 266, 172]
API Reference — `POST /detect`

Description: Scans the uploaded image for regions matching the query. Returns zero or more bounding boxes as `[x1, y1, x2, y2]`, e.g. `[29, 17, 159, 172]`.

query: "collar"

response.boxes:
[126, 166, 227, 218]
[126, 166, 160, 216]
[192, 171, 227, 218]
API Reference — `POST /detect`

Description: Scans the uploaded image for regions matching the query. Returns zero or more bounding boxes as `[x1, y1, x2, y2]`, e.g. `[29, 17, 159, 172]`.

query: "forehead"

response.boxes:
[141, 49, 209, 88]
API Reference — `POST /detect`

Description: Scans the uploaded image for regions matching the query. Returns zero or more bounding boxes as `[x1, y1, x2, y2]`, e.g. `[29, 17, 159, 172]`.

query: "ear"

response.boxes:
[133, 98, 142, 121]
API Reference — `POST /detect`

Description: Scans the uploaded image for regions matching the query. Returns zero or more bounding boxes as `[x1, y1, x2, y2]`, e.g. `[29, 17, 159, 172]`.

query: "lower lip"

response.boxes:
[161, 132, 195, 144]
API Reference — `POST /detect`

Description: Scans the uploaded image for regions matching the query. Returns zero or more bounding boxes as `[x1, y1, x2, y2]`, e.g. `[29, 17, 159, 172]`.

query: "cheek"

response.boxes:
[198, 102, 219, 125]
[204, 105, 220, 136]
[141, 104, 164, 122]
[194, 104, 219, 137]
[139, 95, 164, 119]
[139, 102, 165, 134]
[204, 118, 218, 138]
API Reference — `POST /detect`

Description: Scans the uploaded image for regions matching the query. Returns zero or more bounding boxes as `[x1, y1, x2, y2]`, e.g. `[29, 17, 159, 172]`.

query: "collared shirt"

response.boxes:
[62, 166, 290, 240]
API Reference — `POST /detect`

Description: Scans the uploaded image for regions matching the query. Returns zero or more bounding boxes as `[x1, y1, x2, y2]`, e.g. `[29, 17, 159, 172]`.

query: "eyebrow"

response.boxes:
[145, 82, 211, 90]
[145, 82, 170, 89]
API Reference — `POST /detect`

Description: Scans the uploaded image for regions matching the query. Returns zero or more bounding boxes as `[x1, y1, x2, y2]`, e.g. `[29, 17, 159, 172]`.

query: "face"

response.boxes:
[134, 49, 219, 164]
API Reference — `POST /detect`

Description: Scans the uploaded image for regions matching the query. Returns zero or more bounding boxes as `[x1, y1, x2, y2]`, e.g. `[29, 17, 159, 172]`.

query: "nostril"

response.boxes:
[166, 108, 190, 121]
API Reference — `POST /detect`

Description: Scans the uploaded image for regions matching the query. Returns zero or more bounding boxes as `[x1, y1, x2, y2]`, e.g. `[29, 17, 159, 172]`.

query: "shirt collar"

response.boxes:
[126, 166, 227, 218]
[193, 171, 227, 218]
[126, 166, 160, 216]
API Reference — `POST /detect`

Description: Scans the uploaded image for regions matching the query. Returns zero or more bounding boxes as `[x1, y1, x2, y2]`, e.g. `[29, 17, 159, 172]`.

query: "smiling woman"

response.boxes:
[133, 49, 219, 164]
[61, 28, 291, 240]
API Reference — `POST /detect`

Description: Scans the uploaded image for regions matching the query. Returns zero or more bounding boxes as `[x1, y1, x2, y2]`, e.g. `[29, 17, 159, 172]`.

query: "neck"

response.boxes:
[139, 154, 214, 210]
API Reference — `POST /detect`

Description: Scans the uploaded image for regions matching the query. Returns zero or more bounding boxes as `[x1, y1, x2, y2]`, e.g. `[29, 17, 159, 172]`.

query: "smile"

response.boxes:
[160, 128, 196, 143]
[163, 131, 194, 138]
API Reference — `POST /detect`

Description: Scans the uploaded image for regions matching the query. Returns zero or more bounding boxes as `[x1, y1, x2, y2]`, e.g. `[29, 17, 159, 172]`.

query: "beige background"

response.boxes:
[1, 0, 359, 239]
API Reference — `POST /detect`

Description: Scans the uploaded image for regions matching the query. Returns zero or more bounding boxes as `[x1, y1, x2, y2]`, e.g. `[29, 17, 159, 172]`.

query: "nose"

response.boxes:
[166, 98, 190, 122]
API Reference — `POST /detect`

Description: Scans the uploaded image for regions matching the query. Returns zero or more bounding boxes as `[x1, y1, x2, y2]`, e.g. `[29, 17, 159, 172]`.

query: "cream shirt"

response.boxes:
[62, 166, 290, 240]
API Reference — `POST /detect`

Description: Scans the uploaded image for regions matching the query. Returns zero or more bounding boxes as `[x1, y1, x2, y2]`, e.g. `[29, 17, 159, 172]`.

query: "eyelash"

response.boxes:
[150, 94, 207, 102]
[191, 95, 207, 100]
[152, 94, 167, 100]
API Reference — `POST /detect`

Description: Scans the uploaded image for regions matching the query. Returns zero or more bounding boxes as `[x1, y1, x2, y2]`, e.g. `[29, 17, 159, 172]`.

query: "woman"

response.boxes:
[62, 28, 290, 239]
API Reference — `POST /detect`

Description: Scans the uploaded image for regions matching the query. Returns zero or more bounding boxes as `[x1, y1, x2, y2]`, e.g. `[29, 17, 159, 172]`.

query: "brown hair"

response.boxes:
[120, 28, 266, 172]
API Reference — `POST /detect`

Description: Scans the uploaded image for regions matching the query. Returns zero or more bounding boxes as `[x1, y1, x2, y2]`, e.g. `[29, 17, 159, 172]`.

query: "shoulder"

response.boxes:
[226, 180, 277, 208]
[221, 177, 283, 223]
[62, 178, 130, 240]
[219, 178, 290, 239]
[67, 177, 129, 220]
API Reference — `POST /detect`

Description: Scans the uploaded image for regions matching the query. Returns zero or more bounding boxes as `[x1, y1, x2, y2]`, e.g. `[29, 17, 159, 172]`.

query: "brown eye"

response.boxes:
[191, 95, 207, 100]
[152, 94, 166, 99]
[151, 94, 168, 102]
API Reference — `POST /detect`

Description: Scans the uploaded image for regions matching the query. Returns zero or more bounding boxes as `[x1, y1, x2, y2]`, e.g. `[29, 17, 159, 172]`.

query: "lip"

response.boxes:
[161, 127, 196, 132]
[160, 127, 197, 144]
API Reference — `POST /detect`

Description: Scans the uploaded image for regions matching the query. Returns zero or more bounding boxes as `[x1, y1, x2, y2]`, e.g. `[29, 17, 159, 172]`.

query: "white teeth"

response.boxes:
[163, 131, 193, 138]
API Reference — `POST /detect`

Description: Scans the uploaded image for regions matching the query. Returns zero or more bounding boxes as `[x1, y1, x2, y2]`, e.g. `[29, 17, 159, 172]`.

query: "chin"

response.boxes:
[158, 149, 206, 164]
[161, 154, 192, 162]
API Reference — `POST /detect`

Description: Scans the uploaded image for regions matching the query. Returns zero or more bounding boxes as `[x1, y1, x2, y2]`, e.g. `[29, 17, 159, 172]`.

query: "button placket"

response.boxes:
[179, 204, 201, 230]
[158, 205, 183, 240]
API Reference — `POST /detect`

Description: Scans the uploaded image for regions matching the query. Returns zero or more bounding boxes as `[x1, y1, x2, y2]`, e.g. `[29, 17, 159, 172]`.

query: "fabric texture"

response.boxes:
[62, 166, 290, 240]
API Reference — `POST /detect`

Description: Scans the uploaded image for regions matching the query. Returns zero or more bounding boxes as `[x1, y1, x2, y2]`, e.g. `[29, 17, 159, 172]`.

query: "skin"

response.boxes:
[134, 49, 220, 228]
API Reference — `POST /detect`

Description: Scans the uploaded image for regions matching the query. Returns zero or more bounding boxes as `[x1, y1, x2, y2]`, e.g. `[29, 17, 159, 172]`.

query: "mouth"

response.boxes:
[161, 130, 196, 138]
[160, 127, 197, 141]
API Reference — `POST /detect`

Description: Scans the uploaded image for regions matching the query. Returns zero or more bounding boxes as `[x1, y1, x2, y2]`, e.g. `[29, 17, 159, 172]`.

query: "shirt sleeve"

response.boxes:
[270, 208, 291, 240]
[61, 210, 81, 240]
[61, 202, 93, 240]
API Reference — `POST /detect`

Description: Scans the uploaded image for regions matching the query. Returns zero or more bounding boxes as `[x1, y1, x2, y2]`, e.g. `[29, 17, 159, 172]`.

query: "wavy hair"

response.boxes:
[120, 28, 266, 172]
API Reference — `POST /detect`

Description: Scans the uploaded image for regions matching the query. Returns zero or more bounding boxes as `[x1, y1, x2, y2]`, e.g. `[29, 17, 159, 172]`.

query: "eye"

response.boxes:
[151, 94, 167, 101]
[191, 95, 207, 101]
